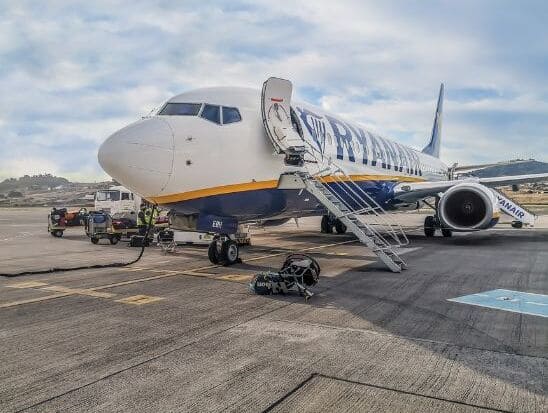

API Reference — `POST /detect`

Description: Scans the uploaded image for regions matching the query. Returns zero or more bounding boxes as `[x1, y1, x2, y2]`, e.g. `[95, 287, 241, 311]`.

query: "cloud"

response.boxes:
[0, 0, 547, 181]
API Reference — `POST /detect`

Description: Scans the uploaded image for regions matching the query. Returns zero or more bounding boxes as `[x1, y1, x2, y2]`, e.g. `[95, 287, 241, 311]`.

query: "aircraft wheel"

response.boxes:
[511, 221, 523, 229]
[208, 240, 220, 264]
[441, 228, 453, 237]
[220, 240, 239, 266]
[321, 215, 333, 233]
[335, 219, 347, 234]
[91, 237, 99, 244]
[424, 216, 436, 237]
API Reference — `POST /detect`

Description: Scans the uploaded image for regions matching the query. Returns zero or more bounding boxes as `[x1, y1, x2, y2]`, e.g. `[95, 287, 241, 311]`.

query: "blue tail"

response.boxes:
[422, 83, 444, 158]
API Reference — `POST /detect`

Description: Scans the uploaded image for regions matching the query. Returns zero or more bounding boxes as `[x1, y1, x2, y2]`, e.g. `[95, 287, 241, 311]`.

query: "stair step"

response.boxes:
[300, 172, 407, 273]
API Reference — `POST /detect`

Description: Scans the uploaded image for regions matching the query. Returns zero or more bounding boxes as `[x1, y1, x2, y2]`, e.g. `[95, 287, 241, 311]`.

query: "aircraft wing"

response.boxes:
[394, 173, 548, 202]
[453, 159, 532, 173]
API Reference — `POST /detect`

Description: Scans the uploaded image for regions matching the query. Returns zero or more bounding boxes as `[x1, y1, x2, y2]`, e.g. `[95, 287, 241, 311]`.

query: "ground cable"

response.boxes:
[0, 205, 157, 278]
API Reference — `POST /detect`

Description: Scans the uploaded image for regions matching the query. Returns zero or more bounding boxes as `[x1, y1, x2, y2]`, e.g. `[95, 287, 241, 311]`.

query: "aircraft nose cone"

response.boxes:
[98, 118, 174, 197]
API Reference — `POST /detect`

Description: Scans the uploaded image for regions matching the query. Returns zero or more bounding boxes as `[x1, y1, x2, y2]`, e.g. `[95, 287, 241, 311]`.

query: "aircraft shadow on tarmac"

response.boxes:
[245, 229, 548, 398]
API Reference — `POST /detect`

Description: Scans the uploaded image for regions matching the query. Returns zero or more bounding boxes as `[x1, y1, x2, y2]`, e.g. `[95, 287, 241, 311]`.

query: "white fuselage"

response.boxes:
[98, 87, 448, 222]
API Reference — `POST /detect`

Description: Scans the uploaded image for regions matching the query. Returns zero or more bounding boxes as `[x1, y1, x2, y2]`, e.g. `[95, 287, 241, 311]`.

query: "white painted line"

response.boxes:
[447, 300, 548, 318]
[397, 247, 422, 256]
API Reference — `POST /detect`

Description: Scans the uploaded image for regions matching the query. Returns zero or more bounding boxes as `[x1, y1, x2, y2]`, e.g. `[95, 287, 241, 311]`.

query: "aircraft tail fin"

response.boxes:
[422, 83, 444, 158]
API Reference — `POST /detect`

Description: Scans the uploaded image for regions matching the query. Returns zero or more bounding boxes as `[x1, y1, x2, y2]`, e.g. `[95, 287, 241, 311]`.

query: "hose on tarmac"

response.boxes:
[0, 205, 157, 278]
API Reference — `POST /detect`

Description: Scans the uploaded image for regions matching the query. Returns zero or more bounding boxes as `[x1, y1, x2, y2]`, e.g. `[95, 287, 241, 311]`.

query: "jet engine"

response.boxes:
[438, 183, 500, 231]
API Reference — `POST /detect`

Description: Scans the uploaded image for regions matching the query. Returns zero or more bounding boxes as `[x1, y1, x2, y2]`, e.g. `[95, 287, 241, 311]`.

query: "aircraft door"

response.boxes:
[261, 77, 305, 164]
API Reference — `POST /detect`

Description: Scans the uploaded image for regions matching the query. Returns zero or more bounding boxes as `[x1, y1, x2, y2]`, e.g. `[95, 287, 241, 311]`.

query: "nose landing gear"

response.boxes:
[208, 235, 241, 266]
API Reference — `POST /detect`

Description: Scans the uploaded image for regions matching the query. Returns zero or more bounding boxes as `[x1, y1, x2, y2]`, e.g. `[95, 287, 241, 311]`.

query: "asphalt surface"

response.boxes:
[0, 208, 547, 412]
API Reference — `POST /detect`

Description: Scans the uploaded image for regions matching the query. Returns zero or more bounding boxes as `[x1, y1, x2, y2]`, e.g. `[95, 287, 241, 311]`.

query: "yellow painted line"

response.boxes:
[115, 295, 164, 305]
[6, 281, 49, 289]
[0, 239, 358, 309]
[148, 269, 181, 274]
[217, 274, 253, 282]
[0, 293, 73, 308]
[99, 239, 357, 290]
[118, 267, 149, 272]
[243, 239, 356, 264]
[41, 285, 116, 299]
[181, 270, 217, 277]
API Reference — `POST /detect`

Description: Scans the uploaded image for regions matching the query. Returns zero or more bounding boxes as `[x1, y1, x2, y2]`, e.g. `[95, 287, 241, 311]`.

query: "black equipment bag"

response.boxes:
[130, 235, 149, 247]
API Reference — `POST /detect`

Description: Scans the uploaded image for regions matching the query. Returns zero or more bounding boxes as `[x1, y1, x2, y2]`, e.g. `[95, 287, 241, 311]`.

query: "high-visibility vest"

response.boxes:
[143, 208, 158, 226]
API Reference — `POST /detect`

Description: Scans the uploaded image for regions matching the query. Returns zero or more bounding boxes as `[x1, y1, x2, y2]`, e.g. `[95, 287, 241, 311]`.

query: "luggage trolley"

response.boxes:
[85, 211, 120, 245]
[47, 207, 67, 237]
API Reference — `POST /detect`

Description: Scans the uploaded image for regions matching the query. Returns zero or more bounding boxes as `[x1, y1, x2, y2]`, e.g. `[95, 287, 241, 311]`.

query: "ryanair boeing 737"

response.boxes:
[98, 78, 548, 271]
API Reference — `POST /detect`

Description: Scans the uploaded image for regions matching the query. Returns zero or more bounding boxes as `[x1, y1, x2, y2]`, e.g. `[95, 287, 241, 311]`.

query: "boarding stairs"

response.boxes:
[490, 189, 536, 226]
[299, 165, 409, 272]
[264, 78, 409, 272]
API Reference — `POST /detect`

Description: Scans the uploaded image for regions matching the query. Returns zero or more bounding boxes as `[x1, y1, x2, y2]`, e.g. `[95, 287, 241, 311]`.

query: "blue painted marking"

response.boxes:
[167, 180, 400, 221]
[448, 289, 548, 318]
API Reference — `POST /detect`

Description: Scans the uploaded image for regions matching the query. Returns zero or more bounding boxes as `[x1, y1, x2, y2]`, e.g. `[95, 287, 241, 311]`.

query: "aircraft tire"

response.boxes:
[335, 219, 347, 234]
[424, 216, 436, 237]
[511, 221, 523, 229]
[208, 241, 220, 264]
[220, 240, 239, 266]
[321, 215, 333, 233]
[441, 228, 453, 237]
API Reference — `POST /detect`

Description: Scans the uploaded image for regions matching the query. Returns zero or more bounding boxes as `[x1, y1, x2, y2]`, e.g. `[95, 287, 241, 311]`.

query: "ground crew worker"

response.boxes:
[137, 205, 147, 235]
[144, 206, 158, 228]
[137, 204, 158, 236]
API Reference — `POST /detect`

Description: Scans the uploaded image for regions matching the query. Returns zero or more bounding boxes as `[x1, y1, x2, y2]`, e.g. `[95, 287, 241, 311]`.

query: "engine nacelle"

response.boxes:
[438, 183, 500, 231]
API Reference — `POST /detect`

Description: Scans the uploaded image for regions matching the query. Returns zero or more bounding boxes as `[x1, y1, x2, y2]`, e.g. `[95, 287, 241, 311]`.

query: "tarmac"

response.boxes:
[0, 207, 547, 412]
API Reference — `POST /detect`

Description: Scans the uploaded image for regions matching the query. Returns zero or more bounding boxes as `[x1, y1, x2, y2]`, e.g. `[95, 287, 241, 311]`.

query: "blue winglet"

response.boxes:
[422, 83, 444, 158]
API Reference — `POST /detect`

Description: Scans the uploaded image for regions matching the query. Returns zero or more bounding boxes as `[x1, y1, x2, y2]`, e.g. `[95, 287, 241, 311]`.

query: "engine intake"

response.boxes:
[438, 183, 499, 231]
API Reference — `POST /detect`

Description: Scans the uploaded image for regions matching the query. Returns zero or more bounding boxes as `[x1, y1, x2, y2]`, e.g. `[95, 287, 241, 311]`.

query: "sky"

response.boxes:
[1, 0, 547, 181]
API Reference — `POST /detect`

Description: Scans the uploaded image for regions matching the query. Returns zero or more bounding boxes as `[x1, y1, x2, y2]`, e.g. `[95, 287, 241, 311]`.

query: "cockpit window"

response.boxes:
[200, 104, 221, 124]
[159, 103, 201, 116]
[222, 107, 241, 124]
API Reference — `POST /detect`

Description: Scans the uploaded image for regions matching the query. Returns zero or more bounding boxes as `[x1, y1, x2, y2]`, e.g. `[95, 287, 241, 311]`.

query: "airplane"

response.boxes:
[98, 77, 548, 271]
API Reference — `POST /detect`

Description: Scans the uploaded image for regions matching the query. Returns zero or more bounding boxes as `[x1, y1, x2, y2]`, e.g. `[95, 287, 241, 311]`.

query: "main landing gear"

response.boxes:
[208, 235, 241, 266]
[423, 215, 452, 238]
[321, 215, 347, 234]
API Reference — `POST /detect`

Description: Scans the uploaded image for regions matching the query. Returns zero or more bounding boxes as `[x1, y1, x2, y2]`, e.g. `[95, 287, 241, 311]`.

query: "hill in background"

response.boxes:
[0, 174, 112, 207]
[0, 174, 70, 192]
[463, 160, 548, 178]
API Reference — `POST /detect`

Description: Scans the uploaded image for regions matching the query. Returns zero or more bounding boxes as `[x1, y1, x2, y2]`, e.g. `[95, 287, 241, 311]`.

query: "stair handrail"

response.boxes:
[302, 145, 409, 247]
[318, 170, 408, 247]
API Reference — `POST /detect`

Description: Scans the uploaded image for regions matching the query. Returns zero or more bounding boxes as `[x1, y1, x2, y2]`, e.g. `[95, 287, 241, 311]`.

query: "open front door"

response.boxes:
[261, 77, 305, 164]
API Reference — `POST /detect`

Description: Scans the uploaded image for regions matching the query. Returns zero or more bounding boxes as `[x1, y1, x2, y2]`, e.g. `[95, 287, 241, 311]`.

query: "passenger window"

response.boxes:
[222, 107, 241, 124]
[159, 103, 201, 116]
[121, 192, 130, 200]
[200, 104, 221, 124]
